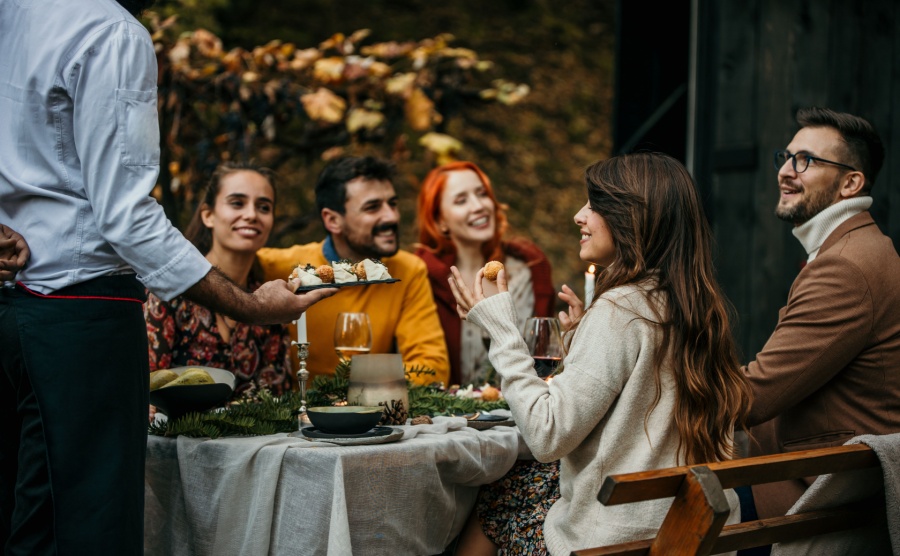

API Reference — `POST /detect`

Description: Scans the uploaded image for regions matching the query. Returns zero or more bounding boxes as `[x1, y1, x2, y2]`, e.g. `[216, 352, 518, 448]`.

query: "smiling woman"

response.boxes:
[414, 161, 556, 388]
[144, 163, 295, 408]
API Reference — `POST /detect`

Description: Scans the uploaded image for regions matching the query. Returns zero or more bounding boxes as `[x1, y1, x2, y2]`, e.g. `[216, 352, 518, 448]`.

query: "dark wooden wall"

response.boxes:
[691, 0, 900, 361]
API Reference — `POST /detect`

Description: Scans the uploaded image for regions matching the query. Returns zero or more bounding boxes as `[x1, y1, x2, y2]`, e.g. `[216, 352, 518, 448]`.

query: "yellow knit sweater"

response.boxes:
[257, 242, 450, 386]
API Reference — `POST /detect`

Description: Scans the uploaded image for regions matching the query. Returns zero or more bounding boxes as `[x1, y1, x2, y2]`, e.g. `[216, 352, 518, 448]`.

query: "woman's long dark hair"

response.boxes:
[184, 162, 278, 287]
[573, 152, 751, 465]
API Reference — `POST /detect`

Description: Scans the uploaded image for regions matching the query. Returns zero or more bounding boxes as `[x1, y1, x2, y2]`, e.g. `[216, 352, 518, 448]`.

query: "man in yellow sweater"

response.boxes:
[258, 156, 450, 386]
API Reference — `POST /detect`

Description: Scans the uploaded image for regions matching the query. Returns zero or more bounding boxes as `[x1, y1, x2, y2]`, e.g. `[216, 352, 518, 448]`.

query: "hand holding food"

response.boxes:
[483, 261, 504, 282]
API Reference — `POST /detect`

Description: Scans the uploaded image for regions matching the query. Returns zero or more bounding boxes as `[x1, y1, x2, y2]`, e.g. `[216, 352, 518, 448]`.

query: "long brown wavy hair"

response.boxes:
[415, 161, 509, 262]
[576, 152, 751, 465]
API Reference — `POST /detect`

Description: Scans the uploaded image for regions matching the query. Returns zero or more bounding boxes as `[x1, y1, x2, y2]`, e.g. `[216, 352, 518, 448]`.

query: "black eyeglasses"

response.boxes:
[773, 149, 857, 173]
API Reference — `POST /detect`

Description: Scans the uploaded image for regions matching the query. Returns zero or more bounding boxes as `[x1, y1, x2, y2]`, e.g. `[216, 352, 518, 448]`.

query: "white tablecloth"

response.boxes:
[144, 416, 523, 556]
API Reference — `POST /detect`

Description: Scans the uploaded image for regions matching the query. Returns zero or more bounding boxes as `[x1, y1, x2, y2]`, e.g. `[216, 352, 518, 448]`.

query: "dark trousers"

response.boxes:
[0, 277, 148, 556]
[736, 485, 772, 556]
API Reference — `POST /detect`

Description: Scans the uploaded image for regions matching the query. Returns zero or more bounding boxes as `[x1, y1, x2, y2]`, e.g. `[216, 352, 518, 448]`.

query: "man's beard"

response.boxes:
[775, 175, 842, 225]
[345, 223, 400, 259]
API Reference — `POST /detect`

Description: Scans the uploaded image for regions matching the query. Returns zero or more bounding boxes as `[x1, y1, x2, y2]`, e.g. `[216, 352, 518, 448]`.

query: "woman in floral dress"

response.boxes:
[145, 163, 293, 402]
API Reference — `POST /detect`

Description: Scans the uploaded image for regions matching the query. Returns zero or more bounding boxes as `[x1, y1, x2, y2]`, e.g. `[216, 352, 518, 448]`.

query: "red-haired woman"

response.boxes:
[415, 161, 556, 388]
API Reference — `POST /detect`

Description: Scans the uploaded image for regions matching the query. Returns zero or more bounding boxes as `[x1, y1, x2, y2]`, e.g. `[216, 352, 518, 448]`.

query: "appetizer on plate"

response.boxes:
[289, 258, 393, 291]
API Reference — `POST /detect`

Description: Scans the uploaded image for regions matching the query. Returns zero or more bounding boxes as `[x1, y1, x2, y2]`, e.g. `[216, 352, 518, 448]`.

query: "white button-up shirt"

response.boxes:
[0, 0, 210, 300]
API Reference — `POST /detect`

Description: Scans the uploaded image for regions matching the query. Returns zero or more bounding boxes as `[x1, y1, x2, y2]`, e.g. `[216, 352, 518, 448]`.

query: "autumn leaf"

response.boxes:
[346, 108, 385, 134]
[360, 41, 416, 59]
[348, 29, 372, 44]
[321, 146, 346, 161]
[319, 33, 346, 52]
[405, 87, 440, 131]
[368, 61, 391, 78]
[301, 88, 347, 123]
[290, 48, 321, 72]
[419, 132, 462, 165]
[313, 57, 345, 84]
[168, 39, 191, 68]
[222, 49, 244, 73]
[192, 29, 222, 57]
[480, 80, 530, 105]
[385, 73, 417, 96]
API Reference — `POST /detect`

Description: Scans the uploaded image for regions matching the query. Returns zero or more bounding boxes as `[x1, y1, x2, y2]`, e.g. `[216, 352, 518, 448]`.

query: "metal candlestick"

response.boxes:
[291, 341, 310, 427]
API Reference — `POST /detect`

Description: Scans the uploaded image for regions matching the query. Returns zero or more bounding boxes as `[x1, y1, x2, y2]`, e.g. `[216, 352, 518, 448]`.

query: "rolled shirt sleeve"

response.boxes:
[66, 20, 210, 300]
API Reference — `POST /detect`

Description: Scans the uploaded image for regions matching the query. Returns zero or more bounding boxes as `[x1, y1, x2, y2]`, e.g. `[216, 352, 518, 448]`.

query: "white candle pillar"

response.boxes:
[296, 311, 308, 344]
[584, 265, 595, 306]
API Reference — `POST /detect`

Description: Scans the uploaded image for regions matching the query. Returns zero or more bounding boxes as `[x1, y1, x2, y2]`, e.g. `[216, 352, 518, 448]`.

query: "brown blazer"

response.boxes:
[744, 211, 900, 518]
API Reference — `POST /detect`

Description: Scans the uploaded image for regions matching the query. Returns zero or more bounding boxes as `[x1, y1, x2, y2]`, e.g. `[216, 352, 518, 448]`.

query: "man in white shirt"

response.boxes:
[0, 1, 334, 553]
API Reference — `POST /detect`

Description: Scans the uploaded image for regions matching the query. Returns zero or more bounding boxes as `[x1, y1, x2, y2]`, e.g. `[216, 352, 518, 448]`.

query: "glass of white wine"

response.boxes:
[523, 317, 564, 380]
[334, 312, 373, 362]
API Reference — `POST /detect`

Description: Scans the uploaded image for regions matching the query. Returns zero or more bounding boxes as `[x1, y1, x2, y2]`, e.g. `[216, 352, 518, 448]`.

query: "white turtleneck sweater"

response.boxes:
[792, 197, 872, 261]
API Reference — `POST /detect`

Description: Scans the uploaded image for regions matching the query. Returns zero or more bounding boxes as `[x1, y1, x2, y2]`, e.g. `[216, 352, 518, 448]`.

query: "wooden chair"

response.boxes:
[573, 444, 886, 555]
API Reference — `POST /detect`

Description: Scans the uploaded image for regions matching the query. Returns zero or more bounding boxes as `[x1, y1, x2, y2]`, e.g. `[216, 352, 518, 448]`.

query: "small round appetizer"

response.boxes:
[316, 265, 335, 284]
[483, 261, 504, 282]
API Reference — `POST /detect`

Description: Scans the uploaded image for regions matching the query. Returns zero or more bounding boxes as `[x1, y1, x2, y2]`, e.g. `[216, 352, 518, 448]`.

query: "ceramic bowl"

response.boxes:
[148, 366, 235, 420]
[306, 406, 384, 435]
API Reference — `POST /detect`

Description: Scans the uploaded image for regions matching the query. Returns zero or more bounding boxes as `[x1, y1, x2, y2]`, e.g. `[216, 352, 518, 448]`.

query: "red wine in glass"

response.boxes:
[523, 317, 564, 380]
[533, 356, 561, 378]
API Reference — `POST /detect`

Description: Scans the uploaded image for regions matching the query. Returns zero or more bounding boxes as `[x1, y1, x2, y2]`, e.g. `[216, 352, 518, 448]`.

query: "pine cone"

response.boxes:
[379, 399, 408, 425]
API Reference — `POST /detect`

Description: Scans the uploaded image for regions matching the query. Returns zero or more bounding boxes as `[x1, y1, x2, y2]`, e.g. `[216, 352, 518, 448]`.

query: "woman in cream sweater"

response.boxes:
[449, 152, 752, 555]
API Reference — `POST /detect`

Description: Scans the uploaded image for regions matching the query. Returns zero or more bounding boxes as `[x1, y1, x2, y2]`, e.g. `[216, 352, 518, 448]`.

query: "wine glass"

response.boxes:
[334, 312, 373, 362]
[523, 317, 564, 380]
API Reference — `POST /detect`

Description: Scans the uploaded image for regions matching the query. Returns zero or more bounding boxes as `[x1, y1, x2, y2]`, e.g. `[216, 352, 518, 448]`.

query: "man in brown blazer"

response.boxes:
[743, 107, 900, 519]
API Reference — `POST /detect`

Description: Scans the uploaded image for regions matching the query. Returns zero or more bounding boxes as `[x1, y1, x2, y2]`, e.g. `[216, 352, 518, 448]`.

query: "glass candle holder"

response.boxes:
[347, 354, 409, 425]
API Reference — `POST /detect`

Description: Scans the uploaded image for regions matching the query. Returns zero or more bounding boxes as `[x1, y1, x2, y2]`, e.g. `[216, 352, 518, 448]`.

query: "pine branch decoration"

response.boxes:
[149, 362, 507, 438]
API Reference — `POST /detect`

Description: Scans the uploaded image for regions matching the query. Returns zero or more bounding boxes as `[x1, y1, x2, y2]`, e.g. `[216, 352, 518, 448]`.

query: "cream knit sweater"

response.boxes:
[468, 283, 739, 555]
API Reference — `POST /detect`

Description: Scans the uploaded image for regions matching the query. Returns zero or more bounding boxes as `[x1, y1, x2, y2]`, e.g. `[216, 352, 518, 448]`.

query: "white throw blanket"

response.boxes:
[771, 433, 900, 556]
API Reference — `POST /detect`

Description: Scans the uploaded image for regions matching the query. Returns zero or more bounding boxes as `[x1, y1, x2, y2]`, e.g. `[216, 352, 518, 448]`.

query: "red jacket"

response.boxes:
[415, 238, 556, 386]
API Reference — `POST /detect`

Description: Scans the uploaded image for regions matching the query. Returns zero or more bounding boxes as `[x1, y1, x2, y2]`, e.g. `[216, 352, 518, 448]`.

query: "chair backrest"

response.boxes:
[574, 444, 885, 556]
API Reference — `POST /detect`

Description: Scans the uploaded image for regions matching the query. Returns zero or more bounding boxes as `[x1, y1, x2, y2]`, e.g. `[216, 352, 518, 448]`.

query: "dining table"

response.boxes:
[144, 414, 526, 556]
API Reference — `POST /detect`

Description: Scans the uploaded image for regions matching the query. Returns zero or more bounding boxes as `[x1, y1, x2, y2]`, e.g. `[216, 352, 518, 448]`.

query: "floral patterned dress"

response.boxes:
[477, 459, 561, 555]
[144, 285, 293, 398]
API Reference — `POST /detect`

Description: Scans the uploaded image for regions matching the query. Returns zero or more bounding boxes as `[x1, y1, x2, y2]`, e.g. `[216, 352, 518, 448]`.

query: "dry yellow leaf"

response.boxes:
[346, 108, 385, 134]
[368, 61, 391, 78]
[419, 132, 462, 165]
[405, 88, 439, 131]
[314, 57, 345, 83]
[192, 29, 222, 57]
[385, 73, 417, 96]
[301, 88, 347, 123]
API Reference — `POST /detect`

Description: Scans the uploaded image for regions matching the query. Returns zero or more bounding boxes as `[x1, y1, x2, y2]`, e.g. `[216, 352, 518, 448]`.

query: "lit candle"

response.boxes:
[584, 265, 596, 306]
[296, 311, 308, 344]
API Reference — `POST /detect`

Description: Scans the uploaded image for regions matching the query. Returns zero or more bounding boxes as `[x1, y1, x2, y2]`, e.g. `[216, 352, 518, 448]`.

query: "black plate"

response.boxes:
[294, 278, 401, 292]
[301, 426, 394, 439]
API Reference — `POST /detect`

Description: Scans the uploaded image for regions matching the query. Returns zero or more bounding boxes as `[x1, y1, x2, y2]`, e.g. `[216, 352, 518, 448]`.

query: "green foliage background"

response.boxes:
[155, 0, 614, 305]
